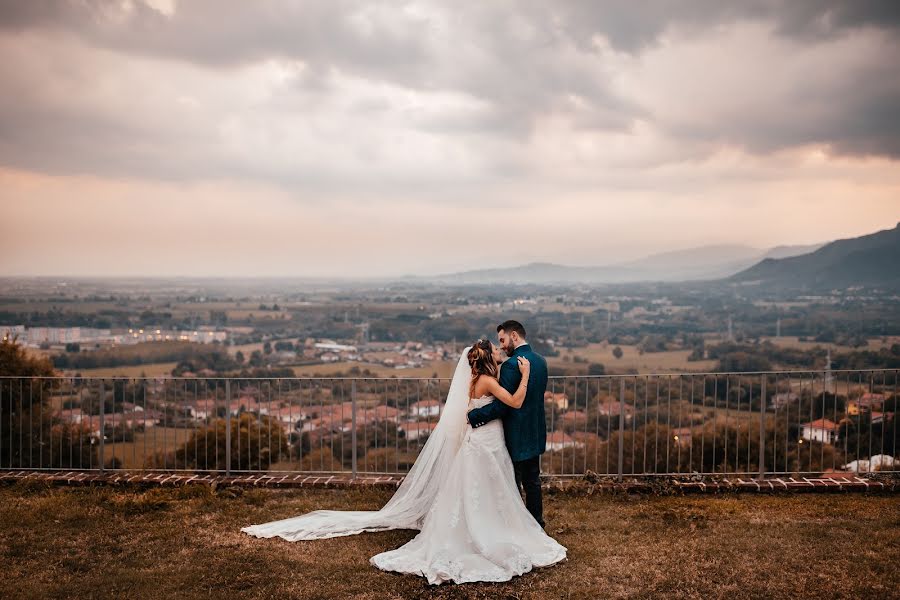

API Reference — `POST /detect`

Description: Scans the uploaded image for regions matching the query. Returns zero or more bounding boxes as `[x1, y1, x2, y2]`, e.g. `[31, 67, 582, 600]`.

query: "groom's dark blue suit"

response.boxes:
[467, 343, 547, 526]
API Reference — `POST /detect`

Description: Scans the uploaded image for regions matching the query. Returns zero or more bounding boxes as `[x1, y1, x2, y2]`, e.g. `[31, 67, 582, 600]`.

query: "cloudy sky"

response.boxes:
[1, 0, 898, 278]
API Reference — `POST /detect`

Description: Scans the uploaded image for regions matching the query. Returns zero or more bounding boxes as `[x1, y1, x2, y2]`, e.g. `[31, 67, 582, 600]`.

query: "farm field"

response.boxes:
[291, 361, 456, 379]
[99, 426, 195, 470]
[68, 362, 180, 378]
[719, 335, 898, 353]
[551, 344, 717, 374]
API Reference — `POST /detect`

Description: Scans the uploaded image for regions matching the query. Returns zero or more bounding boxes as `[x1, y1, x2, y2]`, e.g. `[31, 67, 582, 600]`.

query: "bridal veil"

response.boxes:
[240, 346, 472, 541]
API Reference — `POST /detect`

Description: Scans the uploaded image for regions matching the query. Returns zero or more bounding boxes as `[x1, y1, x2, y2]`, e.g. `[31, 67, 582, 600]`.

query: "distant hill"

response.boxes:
[430, 241, 826, 284]
[730, 222, 900, 289]
[620, 244, 771, 281]
[431, 262, 631, 285]
[761, 243, 824, 260]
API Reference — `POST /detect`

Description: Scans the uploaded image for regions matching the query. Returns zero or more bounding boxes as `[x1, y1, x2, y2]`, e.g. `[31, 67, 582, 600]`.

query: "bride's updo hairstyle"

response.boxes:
[467, 338, 498, 398]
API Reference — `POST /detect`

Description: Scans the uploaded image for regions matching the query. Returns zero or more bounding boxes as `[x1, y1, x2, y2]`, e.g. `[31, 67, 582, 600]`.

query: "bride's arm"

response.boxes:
[485, 357, 530, 409]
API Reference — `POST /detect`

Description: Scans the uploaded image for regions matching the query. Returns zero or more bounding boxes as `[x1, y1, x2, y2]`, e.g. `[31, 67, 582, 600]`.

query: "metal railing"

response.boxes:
[1, 369, 896, 479]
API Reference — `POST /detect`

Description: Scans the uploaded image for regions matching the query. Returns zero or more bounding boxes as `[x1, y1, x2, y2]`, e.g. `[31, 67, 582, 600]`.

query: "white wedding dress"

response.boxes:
[370, 393, 567, 584]
[240, 347, 566, 585]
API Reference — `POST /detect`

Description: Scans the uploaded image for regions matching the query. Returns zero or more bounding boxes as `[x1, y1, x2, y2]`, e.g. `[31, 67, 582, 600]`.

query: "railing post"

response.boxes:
[617, 378, 625, 482]
[225, 379, 231, 476]
[98, 379, 105, 474]
[758, 375, 766, 480]
[351, 380, 358, 480]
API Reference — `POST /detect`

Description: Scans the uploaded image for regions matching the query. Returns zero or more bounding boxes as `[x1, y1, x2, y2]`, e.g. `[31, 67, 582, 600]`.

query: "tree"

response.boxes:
[235, 350, 245, 364]
[153, 413, 288, 472]
[612, 346, 623, 359]
[717, 352, 771, 372]
[0, 336, 97, 469]
[362, 447, 417, 472]
[299, 447, 343, 472]
[588, 363, 606, 376]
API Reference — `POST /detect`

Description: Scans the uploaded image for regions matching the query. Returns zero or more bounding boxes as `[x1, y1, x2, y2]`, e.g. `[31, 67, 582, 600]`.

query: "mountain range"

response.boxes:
[427, 222, 900, 287]
[729, 222, 900, 289]
[429, 243, 824, 284]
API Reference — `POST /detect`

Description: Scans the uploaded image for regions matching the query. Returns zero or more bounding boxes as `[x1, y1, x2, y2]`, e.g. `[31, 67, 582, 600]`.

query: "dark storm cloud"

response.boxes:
[524, 1, 900, 159]
[528, 1, 900, 52]
[5, 1, 898, 57]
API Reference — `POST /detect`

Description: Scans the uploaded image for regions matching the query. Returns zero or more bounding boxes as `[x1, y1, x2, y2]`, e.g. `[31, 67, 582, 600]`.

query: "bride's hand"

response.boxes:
[517, 356, 530, 374]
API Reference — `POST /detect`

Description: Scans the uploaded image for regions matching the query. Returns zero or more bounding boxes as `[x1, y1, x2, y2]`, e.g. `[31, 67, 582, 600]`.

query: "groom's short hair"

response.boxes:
[497, 320, 526, 338]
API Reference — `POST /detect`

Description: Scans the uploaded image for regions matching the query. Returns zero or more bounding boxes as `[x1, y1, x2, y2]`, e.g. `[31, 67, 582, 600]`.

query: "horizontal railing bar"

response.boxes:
[3, 468, 894, 476]
[0, 368, 896, 380]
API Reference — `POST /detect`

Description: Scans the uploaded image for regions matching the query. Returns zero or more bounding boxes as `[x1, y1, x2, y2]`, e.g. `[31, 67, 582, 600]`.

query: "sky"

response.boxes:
[1, 0, 899, 278]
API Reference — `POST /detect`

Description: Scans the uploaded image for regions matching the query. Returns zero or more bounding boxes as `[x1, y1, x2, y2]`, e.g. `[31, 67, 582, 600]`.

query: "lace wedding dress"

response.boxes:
[370, 393, 567, 584]
[240, 347, 566, 585]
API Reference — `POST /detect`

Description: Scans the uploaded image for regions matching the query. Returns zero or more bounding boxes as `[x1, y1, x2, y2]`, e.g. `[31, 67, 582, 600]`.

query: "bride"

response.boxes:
[240, 339, 567, 585]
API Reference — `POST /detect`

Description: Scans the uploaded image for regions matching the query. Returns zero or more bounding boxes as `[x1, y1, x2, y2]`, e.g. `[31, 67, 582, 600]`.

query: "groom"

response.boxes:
[467, 320, 548, 527]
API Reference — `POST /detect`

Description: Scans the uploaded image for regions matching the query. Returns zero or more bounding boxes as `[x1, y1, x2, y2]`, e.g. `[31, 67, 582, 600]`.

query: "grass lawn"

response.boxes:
[1, 482, 897, 599]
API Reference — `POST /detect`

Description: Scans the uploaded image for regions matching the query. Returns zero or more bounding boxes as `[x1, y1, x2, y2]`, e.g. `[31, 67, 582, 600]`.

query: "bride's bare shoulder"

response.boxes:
[472, 373, 501, 398]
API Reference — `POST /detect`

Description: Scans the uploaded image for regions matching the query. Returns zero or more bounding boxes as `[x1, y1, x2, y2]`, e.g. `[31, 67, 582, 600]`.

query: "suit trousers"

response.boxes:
[512, 455, 544, 528]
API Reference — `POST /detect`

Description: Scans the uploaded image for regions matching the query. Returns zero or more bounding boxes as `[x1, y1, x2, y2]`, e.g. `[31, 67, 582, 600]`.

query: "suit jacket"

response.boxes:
[467, 343, 548, 462]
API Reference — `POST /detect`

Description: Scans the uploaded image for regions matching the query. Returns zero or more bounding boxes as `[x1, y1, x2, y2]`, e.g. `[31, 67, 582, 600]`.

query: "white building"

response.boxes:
[544, 392, 569, 411]
[546, 431, 583, 451]
[800, 418, 839, 444]
[121, 329, 226, 344]
[314, 341, 358, 352]
[408, 400, 442, 418]
[0, 325, 26, 341]
[266, 406, 307, 431]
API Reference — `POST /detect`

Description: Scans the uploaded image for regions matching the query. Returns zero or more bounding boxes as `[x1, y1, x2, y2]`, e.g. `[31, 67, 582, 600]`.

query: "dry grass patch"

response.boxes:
[1, 481, 897, 599]
[551, 344, 718, 374]
[291, 361, 457, 378]
[73, 362, 179, 378]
